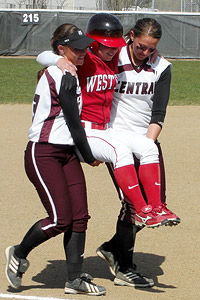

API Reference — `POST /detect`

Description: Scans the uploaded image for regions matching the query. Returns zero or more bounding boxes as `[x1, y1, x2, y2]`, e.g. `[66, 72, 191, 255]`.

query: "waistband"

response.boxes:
[81, 120, 108, 130]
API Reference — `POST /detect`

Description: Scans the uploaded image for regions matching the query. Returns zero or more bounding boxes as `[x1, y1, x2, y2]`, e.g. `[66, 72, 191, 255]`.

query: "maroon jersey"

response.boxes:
[78, 50, 119, 126]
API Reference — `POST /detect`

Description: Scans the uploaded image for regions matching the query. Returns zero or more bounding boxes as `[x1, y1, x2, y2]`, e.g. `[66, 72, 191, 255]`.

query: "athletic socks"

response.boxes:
[64, 231, 85, 281]
[116, 220, 138, 271]
[114, 163, 162, 211]
[14, 225, 86, 282]
[139, 163, 161, 208]
[14, 220, 50, 259]
[105, 220, 138, 271]
[114, 165, 147, 212]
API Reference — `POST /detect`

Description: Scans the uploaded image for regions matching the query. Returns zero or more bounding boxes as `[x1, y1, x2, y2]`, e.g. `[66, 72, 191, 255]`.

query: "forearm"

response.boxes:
[59, 75, 95, 164]
[37, 51, 77, 75]
[36, 51, 61, 67]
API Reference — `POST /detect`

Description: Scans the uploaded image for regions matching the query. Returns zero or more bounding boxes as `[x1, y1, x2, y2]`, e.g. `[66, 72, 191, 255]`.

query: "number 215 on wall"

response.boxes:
[21, 13, 40, 25]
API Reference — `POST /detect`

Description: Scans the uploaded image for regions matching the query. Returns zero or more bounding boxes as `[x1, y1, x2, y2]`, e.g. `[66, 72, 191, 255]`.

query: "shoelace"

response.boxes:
[125, 268, 149, 281]
[149, 209, 159, 216]
[162, 203, 173, 214]
[125, 268, 140, 275]
[80, 275, 96, 286]
[153, 203, 173, 214]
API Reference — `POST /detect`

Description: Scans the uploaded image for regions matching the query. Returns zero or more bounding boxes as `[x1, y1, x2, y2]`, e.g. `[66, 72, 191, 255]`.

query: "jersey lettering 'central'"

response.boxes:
[86, 74, 116, 92]
[115, 81, 155, 95]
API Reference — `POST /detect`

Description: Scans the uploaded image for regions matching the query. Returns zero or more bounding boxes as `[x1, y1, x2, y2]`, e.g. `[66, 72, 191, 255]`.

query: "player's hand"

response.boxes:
[150, 49, 161, 63]
[57, 57, 77, 76]
[89, 160, 103, 167]
[61, 72, 77, 90]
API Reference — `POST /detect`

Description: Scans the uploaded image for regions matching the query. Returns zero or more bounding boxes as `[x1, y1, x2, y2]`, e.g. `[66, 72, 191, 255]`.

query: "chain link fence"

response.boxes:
[0, 9, 200, 58]
[0, 0, 200, 12]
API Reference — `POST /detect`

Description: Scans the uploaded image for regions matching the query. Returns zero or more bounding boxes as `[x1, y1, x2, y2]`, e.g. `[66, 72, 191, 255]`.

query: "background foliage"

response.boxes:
[98, 0, 200, 11]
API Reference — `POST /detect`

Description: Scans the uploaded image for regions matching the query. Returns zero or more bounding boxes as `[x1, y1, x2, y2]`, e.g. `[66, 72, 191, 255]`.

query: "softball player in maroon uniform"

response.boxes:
[5, 23, 106, 296]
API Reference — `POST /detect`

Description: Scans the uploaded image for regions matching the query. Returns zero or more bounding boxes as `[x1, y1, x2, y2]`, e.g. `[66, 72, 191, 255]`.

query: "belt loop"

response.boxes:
[81, 120, 108, 130]
[81, 120, 90, 129]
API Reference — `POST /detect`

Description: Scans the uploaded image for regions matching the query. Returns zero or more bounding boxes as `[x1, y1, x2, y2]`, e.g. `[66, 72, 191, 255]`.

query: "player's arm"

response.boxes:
[146, 124, 162, 141]
[149, 49, 161, 64]
[36, 51, 61, 67]
[37, 51, 77, 76]
[59, 72, 100, 166]
[147, 65, 171, 141]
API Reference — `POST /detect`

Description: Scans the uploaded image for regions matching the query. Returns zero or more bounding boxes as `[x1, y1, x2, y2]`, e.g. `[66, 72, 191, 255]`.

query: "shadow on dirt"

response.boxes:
[7, 252, 176, 294]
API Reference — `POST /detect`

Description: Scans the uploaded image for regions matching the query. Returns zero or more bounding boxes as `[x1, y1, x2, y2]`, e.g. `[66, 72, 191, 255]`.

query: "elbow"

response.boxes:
[36, 54, 42, 65]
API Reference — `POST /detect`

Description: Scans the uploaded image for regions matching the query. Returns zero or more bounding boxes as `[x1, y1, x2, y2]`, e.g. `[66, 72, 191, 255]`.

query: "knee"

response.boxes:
[140, 138, 159, 165]
[42, 224, 70, 238]
[72, 214, 91, 232]
[49, 221, 74, 237]
[114, 144, 134, 169]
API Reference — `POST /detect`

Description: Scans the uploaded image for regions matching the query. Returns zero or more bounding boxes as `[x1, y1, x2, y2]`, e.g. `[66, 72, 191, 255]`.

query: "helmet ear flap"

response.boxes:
[89, 41, 99, 51]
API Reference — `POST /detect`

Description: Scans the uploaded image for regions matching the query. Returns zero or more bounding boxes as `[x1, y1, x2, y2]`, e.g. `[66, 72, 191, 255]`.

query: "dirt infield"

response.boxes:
[0, 105, 199, 300]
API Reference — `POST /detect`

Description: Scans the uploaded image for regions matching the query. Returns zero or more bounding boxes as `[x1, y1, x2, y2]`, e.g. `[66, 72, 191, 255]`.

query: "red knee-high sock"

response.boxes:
[114, 165, 147, 213]
[139, 163, 161, 208]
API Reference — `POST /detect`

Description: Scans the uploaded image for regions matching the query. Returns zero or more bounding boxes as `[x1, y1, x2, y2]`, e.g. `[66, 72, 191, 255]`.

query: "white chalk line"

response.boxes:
[0, 293, 77, 300]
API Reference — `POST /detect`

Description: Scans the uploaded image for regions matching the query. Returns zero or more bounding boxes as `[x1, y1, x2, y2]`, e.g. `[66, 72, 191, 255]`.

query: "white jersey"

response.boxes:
[29, 66, 82, 145]
[109, 45, 171, 135]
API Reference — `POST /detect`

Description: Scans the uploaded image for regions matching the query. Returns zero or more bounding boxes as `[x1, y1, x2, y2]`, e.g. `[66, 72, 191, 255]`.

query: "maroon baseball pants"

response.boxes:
[24, 141, 90, 238]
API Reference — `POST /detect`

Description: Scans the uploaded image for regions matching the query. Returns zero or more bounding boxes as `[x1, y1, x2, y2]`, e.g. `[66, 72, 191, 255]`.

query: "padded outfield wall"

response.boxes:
[0, 9, 200, 58]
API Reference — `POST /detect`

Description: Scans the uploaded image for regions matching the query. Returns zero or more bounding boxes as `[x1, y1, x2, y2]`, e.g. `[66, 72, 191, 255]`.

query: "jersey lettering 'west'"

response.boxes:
[86, 74, 116, 92]
[77, 50, 118, 125]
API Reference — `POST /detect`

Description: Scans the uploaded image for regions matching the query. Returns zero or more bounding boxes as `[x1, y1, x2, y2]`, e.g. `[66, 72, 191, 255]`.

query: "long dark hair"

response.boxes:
[125, 18, 162, 41]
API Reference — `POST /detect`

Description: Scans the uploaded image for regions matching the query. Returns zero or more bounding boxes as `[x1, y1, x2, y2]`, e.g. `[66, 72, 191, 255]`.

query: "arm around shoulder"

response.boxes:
[36, 50, 61, 67]
[59, 73, 95, 165]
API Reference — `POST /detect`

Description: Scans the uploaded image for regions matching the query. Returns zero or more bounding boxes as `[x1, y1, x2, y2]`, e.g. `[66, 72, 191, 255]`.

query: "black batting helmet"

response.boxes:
[86, 13, 126, 48]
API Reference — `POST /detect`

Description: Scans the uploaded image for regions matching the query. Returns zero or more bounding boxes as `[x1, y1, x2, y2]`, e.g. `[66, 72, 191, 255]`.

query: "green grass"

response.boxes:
[0, 57, 200, 105]
[0, 58, 41, 104]
[169, 60, 200, 105]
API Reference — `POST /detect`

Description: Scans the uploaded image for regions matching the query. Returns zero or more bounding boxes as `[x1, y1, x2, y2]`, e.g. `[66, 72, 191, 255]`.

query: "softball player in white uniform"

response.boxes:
[97, 17, 180, 288]
[110, 50, 171, 134]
